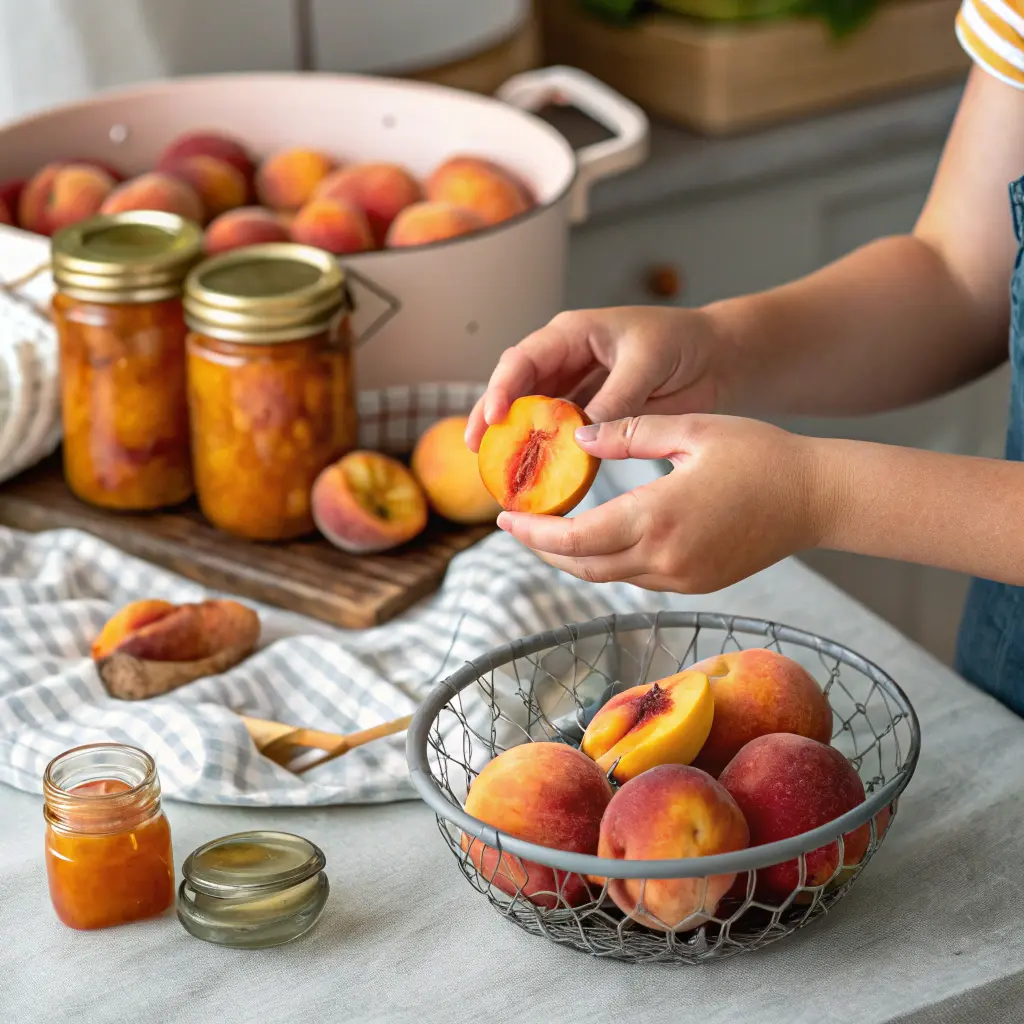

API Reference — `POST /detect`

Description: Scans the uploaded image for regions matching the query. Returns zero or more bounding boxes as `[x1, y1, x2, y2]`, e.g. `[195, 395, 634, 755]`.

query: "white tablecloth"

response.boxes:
[2, 545, 1023, 1024]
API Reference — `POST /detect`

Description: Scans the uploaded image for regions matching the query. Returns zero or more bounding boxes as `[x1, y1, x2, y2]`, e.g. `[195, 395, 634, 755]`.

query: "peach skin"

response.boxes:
[462, 741, 613, 909]
[315, 162, 423, 245]
[101, 172, 204, 222]
[256, 149, 336, 213]
[92, 598, 261, 700]
[690, 648, 833, 778]
[312, 451, 429, 554]
[719, 733, 869, 903]
[289, 197, 375, 255]
[161, 155, 248, 221]
[204, 206, 291, 254]
[477, 396, 599, 516]
[426, 155, 533, 226]
[19, 164, 63, 235]
[581, 671, 714, 783]
[159, 131, 256, 185]
[596, 764, 750, 931]
[410, 416, 500, 525]
[385, 201, 485, 248]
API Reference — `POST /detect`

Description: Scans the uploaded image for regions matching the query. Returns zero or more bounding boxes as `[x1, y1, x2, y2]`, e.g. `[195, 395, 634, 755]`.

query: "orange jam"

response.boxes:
[183, 243, 357, 540]
[186, 327, 355, 540]
[51, 211, 205, 511]
[43, 744, 175, 931]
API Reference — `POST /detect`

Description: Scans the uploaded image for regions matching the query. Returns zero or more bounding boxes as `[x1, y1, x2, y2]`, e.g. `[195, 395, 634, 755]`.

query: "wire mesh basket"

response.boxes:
[406, 611, 920, 964]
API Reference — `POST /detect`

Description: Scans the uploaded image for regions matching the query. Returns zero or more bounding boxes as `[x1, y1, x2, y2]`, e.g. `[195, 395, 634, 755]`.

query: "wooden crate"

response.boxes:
[538, 0, 968, 135]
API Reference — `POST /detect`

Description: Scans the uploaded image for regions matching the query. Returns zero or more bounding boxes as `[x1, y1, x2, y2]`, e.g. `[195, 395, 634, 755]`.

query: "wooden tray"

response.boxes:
[538, 0, 968, 135]
[0, 455, 494, 629]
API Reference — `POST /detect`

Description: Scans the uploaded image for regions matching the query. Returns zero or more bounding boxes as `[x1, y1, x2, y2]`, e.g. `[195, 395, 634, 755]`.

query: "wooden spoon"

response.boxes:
[241, 713, 413, 775]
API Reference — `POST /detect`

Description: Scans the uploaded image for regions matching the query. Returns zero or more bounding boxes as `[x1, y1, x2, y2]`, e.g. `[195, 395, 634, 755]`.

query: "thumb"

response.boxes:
[574, 415, 699, 461]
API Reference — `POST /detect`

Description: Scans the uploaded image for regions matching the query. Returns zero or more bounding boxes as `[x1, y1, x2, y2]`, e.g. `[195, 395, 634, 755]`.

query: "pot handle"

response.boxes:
[496, 65, 649, 225]
[341, 265, 401, 349]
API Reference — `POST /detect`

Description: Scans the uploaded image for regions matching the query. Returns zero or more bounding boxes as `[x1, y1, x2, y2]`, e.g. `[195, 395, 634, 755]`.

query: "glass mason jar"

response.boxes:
[51, 211, 204, 510]
[43, 743, 175, 930]
[183, 243, 357, 541]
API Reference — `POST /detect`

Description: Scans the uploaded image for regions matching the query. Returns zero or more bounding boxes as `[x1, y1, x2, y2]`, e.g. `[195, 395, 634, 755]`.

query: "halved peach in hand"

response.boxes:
[477, 396, 599, 515]
[312, 451, 429, 554]
[92, 598, 261, 700]
[581, 671, 714, 783]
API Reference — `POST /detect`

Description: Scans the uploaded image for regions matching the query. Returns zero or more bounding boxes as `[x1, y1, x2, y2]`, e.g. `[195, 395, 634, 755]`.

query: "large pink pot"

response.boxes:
[0, 67, 648, 390]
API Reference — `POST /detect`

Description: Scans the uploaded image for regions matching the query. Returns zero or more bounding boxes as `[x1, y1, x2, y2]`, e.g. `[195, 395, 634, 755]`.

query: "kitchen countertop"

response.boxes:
[547, 80, 965, 221]
[2, 547, 1023, 1024]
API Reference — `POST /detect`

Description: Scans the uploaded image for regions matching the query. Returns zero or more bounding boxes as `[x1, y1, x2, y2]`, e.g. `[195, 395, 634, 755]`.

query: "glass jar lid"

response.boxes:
[181, 831, 327, 898]
[52, 211, 204, 303]
[183, 243, 349, 344]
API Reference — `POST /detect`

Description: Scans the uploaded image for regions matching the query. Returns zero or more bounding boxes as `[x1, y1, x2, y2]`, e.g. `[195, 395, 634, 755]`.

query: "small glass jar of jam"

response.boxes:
[183, 243, 357, 540]
[51, 211, 204, 511]
[43, 742, 175, 930]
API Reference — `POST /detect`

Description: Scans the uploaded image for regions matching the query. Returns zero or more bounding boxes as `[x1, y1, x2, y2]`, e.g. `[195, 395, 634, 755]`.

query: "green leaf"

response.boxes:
[579, 0, 643, 24]
[796, 0, 878, 36]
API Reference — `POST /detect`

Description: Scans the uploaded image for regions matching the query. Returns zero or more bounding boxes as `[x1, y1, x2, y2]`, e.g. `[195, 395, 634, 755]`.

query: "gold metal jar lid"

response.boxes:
[183, 243, 349, 344]
[51, 210, 204, 303]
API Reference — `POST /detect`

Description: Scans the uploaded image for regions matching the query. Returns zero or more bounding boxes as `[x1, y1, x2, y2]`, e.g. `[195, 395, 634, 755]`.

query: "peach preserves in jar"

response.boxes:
[51, 211, 203, 510]
[43, 742, 175, 930]
[183, 243, 356, 540]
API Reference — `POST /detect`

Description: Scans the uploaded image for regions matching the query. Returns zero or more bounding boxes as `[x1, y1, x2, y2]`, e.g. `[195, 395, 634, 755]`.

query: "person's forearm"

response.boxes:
[811, 438, 1024, 585]
[705, 233, 1007, 418]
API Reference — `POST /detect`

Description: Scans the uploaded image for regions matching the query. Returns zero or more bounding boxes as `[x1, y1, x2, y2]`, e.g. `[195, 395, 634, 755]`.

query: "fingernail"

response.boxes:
[496, 512, 512, 531]
[575, 424, 599, 444]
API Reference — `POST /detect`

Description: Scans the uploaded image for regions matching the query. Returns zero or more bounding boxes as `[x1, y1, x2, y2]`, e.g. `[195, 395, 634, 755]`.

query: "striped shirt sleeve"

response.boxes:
[956, 0, 1024, 89]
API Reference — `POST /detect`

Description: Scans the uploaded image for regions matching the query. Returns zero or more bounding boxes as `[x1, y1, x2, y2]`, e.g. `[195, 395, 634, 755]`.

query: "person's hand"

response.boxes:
[465, 306, 725, 451]
[495, 414, 833, 593]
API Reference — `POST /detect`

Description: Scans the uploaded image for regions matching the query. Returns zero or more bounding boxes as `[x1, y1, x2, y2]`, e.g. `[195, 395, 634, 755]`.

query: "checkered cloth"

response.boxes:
[0, 383, 657, 807]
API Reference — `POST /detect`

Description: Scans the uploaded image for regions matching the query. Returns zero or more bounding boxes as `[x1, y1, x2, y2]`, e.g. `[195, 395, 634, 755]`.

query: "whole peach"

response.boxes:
[204, 207, 290, 255]
[462, 742, 613, 909]
[44, 164, 117, 233]
[426, 155, 533, 226]
[386, 201, 486, 249]
[19, 164, 64, 235]
[315, 163, 423, 245]
[691, 648, 833, 777]
[289, 197, 374, 255]
[159, 131, 255, 184]
[101, 172, 204, 223]
[597, 764, 749, 931]
[410, 416, 500, 525]
[161, 155, 247, 221]
[719, 733, 869, 903]
[256, 149, 336, 213]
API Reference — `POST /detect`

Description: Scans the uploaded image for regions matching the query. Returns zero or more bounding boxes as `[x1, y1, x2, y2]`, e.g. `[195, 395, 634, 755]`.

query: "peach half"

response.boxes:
[477, 396, 599, 515]
[580, 671, 714, 783]
[690, 648, 834, 778]
[312, 451, 429, 554]
[462, 741, 613, 909]
[596, 764, 750, 931]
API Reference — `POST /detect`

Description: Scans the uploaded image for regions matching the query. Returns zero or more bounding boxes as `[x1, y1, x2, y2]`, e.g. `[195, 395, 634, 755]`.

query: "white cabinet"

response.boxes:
[568, 142, 1007, 664]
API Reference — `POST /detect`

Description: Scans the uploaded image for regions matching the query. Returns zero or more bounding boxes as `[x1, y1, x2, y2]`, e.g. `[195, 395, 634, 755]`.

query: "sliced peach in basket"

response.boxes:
[580, 670, 714, 783]
[477, 396, 599, 516]
[312, 451, 429, 554]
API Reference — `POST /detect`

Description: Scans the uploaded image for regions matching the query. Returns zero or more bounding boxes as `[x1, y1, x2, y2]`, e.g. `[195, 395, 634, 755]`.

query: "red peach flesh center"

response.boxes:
[631, 682, 672, 730]
[506, 427, 555, 498]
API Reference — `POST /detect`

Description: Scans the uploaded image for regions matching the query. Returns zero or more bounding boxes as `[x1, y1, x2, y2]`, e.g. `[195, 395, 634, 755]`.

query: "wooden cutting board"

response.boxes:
[0, 454, 494, 629]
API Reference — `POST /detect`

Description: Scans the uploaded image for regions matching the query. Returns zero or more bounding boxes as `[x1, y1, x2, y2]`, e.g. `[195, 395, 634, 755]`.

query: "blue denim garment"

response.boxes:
[954, 174, 1024, 715]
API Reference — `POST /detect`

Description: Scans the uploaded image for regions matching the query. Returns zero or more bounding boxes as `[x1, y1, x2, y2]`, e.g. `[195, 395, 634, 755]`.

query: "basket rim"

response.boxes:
[406, 610, 922, 881]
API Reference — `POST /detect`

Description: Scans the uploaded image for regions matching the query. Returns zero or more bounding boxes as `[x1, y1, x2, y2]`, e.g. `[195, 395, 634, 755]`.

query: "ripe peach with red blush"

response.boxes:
[386, 201, 485, 248]
[289, 197, 374, 255]
[204, 207, 291, 255]
[315, 163, 422, 245]
[256, 149, 336, 213]
[159, 131, 256, 185]
[477, 396, 599, 516]
[595, 764, 750, 930]
[101, 172, 204, 222]
[426, 155, 533, 226]
[312, 451, 428, 554]
[462, 742, 613, 909]
[691, 648, 833, 778]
